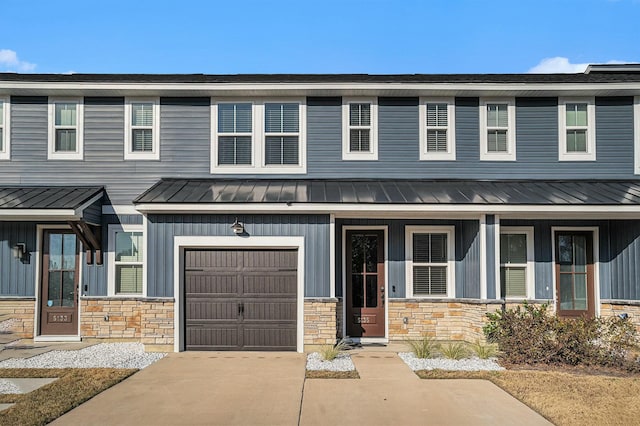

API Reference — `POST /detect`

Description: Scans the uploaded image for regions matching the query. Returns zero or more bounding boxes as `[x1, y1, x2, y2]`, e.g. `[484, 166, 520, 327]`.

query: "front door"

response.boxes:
[346, 230, 385, 338]
[555, 231, 595, 318]
[40, 230, 80, 335]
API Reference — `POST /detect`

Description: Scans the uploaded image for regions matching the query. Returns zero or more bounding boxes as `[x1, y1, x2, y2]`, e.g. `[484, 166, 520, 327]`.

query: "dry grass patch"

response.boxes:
[417, 369, 640, 426]
[0, 368, 136, 426]
[305, 370, 359, 379]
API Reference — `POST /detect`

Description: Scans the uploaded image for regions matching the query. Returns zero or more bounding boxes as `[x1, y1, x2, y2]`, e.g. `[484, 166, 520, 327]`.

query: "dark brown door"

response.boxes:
[346, 230, 385, 337]
[555, 231, 595, 318]
[184, 249, 297, 351]
[40, 230, 80, 335]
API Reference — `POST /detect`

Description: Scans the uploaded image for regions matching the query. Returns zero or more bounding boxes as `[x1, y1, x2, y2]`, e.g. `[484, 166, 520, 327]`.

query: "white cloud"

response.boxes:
[528, 57, 629, 74]
[0, 49, 36, 72]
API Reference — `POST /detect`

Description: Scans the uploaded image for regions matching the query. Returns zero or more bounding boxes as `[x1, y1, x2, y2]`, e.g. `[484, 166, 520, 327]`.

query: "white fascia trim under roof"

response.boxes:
[134, 202, 640, 215]
[0, 209, 79, 221]
[2, 82, 640, 97]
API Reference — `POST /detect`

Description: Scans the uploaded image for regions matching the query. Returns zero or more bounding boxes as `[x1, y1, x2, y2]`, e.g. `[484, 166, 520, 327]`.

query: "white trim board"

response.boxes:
[172, 235, 306, 353]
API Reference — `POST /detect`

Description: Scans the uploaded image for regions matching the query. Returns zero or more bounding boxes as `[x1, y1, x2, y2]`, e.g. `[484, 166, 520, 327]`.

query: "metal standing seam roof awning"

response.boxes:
[0, 186, 104, 222]
[133, 179, 640, 216]
[0, 186, 105, 264]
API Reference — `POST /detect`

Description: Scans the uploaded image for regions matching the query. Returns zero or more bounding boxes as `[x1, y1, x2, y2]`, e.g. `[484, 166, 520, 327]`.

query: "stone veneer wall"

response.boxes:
[600, 301, 640, 333]
[388, 300, 504, 342]
[0, 299, 35, 338]
[80, 298, 174, 348]
[304, 298, 338, 345]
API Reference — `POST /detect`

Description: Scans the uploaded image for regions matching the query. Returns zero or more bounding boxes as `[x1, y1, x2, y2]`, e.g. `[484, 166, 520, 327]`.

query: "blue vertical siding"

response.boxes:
[146, 214, 330, 298]
[608, 220, 640, 300]
[0, 223, 37, 297]
[336, 219, 480, 299]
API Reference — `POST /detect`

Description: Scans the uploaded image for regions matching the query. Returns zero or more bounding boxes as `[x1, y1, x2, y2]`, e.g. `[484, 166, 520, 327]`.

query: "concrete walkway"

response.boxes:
[53, 351, 551, 426]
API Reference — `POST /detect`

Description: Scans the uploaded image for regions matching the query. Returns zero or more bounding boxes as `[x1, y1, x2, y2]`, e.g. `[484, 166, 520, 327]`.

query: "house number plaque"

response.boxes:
[354, 315, 376, 324]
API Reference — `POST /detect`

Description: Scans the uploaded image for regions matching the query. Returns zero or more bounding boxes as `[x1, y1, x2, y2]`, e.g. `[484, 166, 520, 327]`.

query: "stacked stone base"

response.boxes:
[601, 301, 640, 333]
[80, 298, 174, 351]
[303, 298, 338, 349]
[0, 299, 35, 338]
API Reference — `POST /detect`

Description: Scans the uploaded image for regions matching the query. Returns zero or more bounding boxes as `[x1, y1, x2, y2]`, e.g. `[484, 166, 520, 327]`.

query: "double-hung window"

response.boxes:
[419, 97, 455, 160]
[480, 98, 515, 161]
[48, 98, 83, 160]
[405, 226, 455, 298]
[558, 97, 595, 161]
[0, 98, 9, 160]
[342, 98, 378, 160]
[108, 225, 144, 296]
[265, 102, 300, 166]
[216, 103, 253, 166]
[125, 98, 160, 160]
[210, 98, 306, 174]
[499, 227, 534, 299]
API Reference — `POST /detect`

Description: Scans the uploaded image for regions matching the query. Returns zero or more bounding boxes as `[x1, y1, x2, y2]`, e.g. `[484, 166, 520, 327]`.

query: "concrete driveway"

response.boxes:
[53, 351, 550, 426]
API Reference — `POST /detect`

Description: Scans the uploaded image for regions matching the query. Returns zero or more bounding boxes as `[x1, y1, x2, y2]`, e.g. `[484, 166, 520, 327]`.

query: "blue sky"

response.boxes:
[1, 0, 639, 74]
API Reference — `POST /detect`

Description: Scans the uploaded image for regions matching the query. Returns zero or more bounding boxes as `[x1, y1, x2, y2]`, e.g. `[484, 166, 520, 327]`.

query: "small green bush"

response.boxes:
[471, 340, 498, 359]
[319, 339, 349, 361]
[440, 342, 469, 360]
[405, 336, 438, 359]
[484, 302, 640, 370]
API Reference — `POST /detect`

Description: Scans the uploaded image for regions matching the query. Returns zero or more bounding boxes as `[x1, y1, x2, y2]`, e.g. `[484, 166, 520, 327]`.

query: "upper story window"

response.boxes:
[405, 226, 455, 298]
[108, 224, 144, 296]
[419, 97, 455, 160]
[211, 98, 306, 174]
[0, 98, 9, 160]
[124, 98, 160, 160]
[48, 98, 84, 160]
[479, 98, 515, 161]
[558, 97, 595, 161]
[499, 227, 535, 299]
[342, 98, 378, 160]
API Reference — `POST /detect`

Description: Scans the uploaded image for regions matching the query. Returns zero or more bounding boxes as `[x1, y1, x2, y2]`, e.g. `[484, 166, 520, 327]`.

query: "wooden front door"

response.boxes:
[40, 230, 80, 335]
[555, 231, 595, 318]
[346, 230, 385, 338]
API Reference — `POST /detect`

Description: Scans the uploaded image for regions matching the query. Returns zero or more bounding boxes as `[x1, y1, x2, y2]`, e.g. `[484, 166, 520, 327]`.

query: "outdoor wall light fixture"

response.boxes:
[12, 243, 26, 260]
[231, 218, 245, 234]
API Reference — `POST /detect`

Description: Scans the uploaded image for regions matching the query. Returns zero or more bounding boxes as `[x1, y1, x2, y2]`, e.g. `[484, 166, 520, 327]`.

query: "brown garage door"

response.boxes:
[184, 249, 297, 351]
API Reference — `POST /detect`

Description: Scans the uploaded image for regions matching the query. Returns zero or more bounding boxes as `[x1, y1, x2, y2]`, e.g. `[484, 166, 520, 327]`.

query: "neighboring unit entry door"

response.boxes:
[346, 230, 385, 338]
[555, 231, 596, 318]
[40, 230, 80, 335]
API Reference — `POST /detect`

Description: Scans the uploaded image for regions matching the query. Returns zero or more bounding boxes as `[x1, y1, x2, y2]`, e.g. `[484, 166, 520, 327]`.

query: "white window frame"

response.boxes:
[479, 98, 516, 161]
[210, 97, 306, 174]
[0, 97, 9, 160]
[634, 97, 640, 174]
[342, 97, 378, 161]
[405, 226, 455, 298]
[419, 97, 455, 161]
[48, 97, 84, 160]
[558, 97, 596, 161]
[124, 97, 160, 160]
[107, 224, 145, 297]
[499, 226, 535, 300]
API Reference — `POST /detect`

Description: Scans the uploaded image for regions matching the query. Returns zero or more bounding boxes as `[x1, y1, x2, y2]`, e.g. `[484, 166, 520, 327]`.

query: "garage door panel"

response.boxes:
[186, 274, 239, 296]
[184, 248, 298, 351]
[243, 326, 296, 351]
[243, 275, 297, 296]
[244, 302, 297, 321]
[186, 300, 239, 320]
[186, 327, 240, 351]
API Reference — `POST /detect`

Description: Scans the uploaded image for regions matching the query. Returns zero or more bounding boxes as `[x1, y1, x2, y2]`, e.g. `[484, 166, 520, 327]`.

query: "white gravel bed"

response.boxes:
[0, 379, 21, 394]
[306, 352, 355, 371]
[399, 352, 504, 371]
[0, 343, 165, 370]
[0, 319, 16, 333]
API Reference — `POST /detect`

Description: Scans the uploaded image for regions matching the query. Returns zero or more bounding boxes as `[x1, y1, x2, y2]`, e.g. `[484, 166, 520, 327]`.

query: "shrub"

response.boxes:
[471, 340, 499, 359]
[319, 339, 349, 361]
[440, 342, 469, 360]
[484, 302, 640, 370]
[405, 336, 438, 359]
